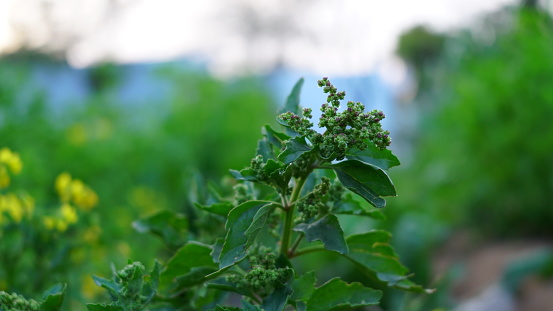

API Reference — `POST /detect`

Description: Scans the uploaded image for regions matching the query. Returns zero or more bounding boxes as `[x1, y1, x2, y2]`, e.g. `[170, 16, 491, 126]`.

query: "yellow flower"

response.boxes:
[0, 166, 9, 188]
[0, 148, 22, 174]
[55, 219, 68, 232]
[43, 216, 56, 230]
[55, 172, 72, 202]
[2, 194, 24, 223]
[60, 203, 78, 225]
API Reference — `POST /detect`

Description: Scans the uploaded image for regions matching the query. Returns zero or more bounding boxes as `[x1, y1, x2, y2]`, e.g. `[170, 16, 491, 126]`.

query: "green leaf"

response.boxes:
[219, 201, 275, 269]
[86, 304, 123, 311]
[133, 210, 188, 247]
[332, 193, 385, 220]
[306, 278, 381, 311]
[256, 138, 273, 160]
[343, 231, 431, 293]
[242, 300, 263, 311]
[330, 160, 396, 208]
[210, 306, 241, 311]
[161, 242, 218, 290]
[142, 260, 161, 301]
[278, 136, 312, 164]
[40, 283, 66, 311]
[207, 278, 257, 299]
[345, 143, 400, 170]
[261, 283, 293, 311]
[263, 125, 291, 150]
[294, 214, 348, 254]
[279, 78, 304, 115]
[92, 275, 121, 301]
[291, 272, 316, 302]
[195, 202, 235, 217]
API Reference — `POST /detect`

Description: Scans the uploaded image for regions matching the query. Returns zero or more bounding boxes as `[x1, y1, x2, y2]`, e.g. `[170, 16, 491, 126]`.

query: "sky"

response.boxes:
[0, 0, 519, 78]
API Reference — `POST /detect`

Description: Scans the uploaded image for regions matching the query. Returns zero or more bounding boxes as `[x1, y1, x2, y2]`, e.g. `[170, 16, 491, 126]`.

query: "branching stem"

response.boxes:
[280, 177, 306, 255]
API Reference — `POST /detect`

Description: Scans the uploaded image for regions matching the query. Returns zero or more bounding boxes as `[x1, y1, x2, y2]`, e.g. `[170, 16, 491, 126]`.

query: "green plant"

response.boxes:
[131, 78, 431, 310]
[0, 284, 66, 311]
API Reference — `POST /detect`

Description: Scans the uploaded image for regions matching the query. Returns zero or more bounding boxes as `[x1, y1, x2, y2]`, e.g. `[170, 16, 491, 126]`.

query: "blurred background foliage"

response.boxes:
[1, 2, 553, 311]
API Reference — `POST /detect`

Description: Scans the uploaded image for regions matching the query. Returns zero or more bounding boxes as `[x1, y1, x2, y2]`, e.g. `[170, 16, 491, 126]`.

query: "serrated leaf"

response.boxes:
[343, 231, 431, 293]
[219, 201, 274, 269]
[278, 136, 312, 164]
[332, 193, 385, 220]
[161, 242, 217, 290]
[40, 283, 66, 311]
[195, 202, 235, 216]
[256, 138, 273, 160]
[132, 210, 188, 247]
[345, 143, 400, 170]
[142, 260, 161, 301]
[291, 272, 316, 302]
[279, 78, 304, 115]
[86, 304, 123, 311]
[330, 160, 396, 208]
[294, 214, 348, 254]
[306, 278, 381, 311]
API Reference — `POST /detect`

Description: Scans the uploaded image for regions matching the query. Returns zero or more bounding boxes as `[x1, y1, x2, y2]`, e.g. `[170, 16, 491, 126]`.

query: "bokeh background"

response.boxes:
[1, 0, 553, 310]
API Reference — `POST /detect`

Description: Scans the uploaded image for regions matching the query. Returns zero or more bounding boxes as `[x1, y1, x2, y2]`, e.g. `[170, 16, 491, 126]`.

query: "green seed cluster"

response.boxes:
[297, 177, 331, 221]
[279, 77, 391, 161]
[0, 291, 40, 311]
[229, 249, 291, 297]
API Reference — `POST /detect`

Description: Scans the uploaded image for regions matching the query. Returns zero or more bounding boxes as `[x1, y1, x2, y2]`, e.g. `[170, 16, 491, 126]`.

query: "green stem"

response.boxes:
[288, 232, 304, 257]
[280, 177, 307, 255]
[289, 245, 326, 259]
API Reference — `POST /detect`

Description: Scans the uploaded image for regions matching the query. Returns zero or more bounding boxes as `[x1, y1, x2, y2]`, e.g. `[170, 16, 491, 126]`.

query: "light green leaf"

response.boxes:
[345, 143, 400, 170]
[161, 242, 217, 290]
[278, 136, 312, 164]
[195, 202, 235, 217]
[132, 210, 188, 247]
[291, 272, 316, 302]
[306, 278, 381, 311]
[40, 283, 66, 311]
[219, 201, 275, 269]
[330, 160, 396, 208]
[294, 214, 348, 254]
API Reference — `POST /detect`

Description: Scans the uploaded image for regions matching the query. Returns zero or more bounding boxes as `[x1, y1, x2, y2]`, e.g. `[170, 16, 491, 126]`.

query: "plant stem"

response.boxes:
[288, 232, 304, 257]
[280, 177, 306, 255]
[289, 245, 326, 259]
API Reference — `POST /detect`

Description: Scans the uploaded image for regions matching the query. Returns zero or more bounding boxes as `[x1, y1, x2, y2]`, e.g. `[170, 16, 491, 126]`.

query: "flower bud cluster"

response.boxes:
[297, 177, 331, 221]
[228, 248, 291, 297]
[278, 78, 392, 161]
[0, 291, 40, 311]
[117, 262, 149, 304]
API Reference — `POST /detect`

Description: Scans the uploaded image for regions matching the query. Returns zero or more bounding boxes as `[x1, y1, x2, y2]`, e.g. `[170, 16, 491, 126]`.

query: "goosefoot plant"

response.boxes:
[132, 78, 431, 311]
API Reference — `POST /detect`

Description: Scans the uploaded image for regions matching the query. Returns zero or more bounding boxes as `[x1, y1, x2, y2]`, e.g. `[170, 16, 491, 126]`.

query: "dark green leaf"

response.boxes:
[132, 210, 188, 247]
[229, 168, 257, 181]
[291, 272, 316, 302]
[127, 264, 144, 297]
[40, 283, 66, 311]
[207, 278, 257, 299]
[345, 143, 400, 170]
[195, 202, 235, 217]
[278, 136, 312, 164]
[332, 193, 385, 220]
[86, 304, 123, 311]
[219, 201, 275, 269]
[294, 214, 348, 254]
[211, 238, 224, 263]
[263, 125, 291, 150]
[306, 278, 381, 311]
[279, 78, 304, 115]
[242, 300, 263, 311]
[343, 231, 432, 293]
[142, 260, 161, 301]
[330, 160, 396, 208]
[261, 283, 292, 311]
[256, 138, 273, 160]
[161, 242, 217, 290]
[210, 306, 240, 311]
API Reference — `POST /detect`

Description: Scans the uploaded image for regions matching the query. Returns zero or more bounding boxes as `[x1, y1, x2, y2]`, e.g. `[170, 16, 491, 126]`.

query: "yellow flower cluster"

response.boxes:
[0, 193, 34, 225]
[41, 172, 99, 232]
[0, 148, 22, 188]
[55, 172, 98, 211]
